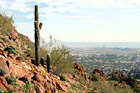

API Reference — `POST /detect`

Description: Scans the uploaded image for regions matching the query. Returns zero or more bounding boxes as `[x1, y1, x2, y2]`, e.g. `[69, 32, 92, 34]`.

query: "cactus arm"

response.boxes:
[39, 22, 43, 29]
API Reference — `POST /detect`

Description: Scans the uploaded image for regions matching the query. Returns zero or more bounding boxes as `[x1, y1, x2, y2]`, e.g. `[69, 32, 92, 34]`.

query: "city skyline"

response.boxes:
[0, 0, 140, 42]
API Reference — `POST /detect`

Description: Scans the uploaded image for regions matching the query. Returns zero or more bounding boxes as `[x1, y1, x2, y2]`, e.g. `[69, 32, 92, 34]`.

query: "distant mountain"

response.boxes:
[63, 42, 140, 48]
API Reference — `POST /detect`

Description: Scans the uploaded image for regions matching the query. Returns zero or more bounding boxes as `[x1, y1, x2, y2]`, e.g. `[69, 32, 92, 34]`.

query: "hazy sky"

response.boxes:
[0, 0, 140, 42]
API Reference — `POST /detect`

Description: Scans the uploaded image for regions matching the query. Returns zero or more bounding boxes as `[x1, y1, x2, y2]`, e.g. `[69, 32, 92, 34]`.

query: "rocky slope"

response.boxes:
[0, 20, 139, 93]
[0, 48, 89, 93]
[0, 26, 34, 59]
[0, 26, 90, 93]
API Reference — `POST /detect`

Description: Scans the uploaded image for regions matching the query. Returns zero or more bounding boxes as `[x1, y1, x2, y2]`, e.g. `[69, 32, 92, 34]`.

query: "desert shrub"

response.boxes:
[0, 87, 4, 93]
[0, 69, 8, 76]
[6, 76, 16, 85]
[74, 73, 87, 86]
[73, 84, 82, 89]
[91, 80, 134, 93]
[126, 77, 136, 88]
[38, 66, 47, 74]
[59, 75, 70, 83]
[7, 90, 13, 93]
[19, 77, 28, 83]
[0, 13, 14, 35]
[4, 46, 15, 51]
[125, 77, 140, 92]
[0, 37, 9, 42]
[68, 87, 78, 93]
[111, 72, 118, 81]
[133, 87, 140, 93]
[40, 36, 76, 74]
[23, 82, 32, 93]
[89, 74, 98, 81]
[4, 46, 18, 56]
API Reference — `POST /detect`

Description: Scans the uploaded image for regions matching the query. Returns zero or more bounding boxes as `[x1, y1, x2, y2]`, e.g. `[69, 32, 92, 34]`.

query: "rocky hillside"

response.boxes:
[0, 13, 140, 93]
[0, 26, 34, 59]
[0, 48, 89, 93]
[0, 24, 89, 92]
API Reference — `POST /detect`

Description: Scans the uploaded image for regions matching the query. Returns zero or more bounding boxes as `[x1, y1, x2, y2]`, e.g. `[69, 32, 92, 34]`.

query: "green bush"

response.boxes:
[6, 76, 16, 85]
[40, 36, 76, 75]
[0, 13, 14, 35]
[73, 84, 82, 89]
[4, 46, 18, 56]
[4, 46, 15, 51]
[111, 72, 118, 81]
[7, 90, 13, 93]
[0, 87, 4, 93]
[60, 75, 70, 83]
[133, 87, 140, 93]
[0, 37, 9, 42]
[89, 80, 134, 93]
[23, 82, 32, 93]
[89, 74, 98, 81]
[0, 69, 8, 76]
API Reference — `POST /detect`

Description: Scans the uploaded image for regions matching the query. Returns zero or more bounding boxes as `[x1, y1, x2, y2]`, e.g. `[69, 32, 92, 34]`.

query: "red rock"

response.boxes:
[0, 55, 9, 71]
[9, 32, 18, 41]
[117, 72, 126, 82]
[61, 73, 76, 84]
[29, 89, 36, 93]
[73, 74, 78, 79]
[8, 53, 15, 60]
[16, 80, 25, 87]
[33, 73, 45, 86]
[0, 49, 3, 52]
[93, 69, 106, 78]
[45, 83, 58, 93]
[24, 75, 32, 82]
[44, 83, 51, 93]
[81, 85, 88, 91]
[0, 39, 7, 47]
[1, 51, 8, 58]
[74, 63, 86, 78]
[0, 82, 6, 91]
[52, 79, 57, 87]
[56, 81, 68, 92]
[0, 52, 2, 55]
[34, 81, 45, 93]
[16, 56, 24, 63]
[0, 77, 13, 90]
[63, 81, 71, 87]
[47, 79, 51, 83]
[24, 36, 32, 42]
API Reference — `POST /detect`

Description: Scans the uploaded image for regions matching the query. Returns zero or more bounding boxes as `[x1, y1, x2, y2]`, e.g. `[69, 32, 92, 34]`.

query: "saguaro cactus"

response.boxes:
[47, 54, 50, 73]
[34, 5, 43, 66]
[40, 57, 44, 66]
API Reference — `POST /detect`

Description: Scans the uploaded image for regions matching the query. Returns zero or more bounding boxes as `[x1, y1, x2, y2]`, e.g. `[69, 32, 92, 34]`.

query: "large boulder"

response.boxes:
[74, 63, 86, 77]
[92, 69, 106, 78]
[8, 29, 18, 41]
[0, 55, 9, 72]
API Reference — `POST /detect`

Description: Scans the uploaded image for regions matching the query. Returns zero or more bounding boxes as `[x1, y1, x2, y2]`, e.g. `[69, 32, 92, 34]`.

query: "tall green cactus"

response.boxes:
[47, 54, 50, 73]
[34, 5, 43, 66]
[40, 57, 44, 66]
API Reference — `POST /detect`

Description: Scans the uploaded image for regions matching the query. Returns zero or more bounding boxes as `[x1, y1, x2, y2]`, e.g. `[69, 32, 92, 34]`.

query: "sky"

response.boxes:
[0, 0, 140, 42]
